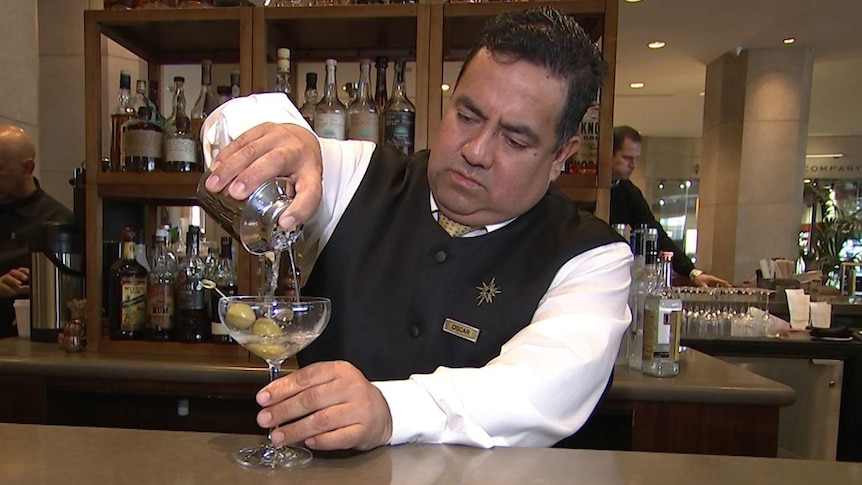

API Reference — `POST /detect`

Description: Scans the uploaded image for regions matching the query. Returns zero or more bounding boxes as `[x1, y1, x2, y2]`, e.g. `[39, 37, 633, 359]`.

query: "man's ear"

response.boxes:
[549, 135, 580, 182]
[21, 158, 35, 175]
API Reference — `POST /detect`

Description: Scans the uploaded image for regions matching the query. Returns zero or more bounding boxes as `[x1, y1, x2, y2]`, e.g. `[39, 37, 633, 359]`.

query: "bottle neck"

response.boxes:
[122, 241, 136, 261]
[186, 232, 199, 257]
[172, 83, 186, 118]
[660, 257, 673, 288]
[392, 62, 406, 98]
[323, 63, 338, 101]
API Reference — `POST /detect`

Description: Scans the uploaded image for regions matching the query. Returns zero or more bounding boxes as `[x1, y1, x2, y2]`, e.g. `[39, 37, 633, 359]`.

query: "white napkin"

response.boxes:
[200, 93, 314, 170]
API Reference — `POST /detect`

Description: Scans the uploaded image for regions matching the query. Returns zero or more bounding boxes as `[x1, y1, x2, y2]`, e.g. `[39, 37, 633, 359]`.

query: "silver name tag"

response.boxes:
[442, 318, 480, 343]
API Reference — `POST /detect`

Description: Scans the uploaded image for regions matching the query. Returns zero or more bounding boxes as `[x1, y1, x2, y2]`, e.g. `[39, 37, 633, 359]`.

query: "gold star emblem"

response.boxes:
[476, 277, 501, 306]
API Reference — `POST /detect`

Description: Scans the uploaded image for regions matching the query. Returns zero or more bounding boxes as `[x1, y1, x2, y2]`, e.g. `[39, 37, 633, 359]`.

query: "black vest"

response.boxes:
[299, 147, 624, 381]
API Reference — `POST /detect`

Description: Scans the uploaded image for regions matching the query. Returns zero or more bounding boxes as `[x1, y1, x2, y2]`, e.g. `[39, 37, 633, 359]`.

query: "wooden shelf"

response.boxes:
[96, 172, 202, 202]
[96, 337, 248, 359]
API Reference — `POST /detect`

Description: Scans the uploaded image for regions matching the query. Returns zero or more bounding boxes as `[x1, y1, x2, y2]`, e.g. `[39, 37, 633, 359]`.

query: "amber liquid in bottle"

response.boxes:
[122, 106, 164, 172]
[108, 231, 148, 340]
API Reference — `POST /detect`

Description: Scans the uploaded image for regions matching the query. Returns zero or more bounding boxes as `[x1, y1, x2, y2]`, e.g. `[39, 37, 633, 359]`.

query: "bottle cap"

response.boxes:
[119, 70, 132, 89]
[135, 79, 147, 93]
[375, 56, 388, 68]
[306, 72, 317, 87]
[174, 76, 185, 83]
[325, 58, 337, 67]
[277, 59, 290, 71]
[277, 48, 290, 60]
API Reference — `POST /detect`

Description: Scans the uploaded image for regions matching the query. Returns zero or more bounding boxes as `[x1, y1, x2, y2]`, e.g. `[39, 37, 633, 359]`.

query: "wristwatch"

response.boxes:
[689, 269, 704, 281]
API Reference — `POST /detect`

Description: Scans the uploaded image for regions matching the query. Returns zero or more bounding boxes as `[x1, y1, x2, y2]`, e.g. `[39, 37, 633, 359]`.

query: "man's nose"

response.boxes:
[461, 127, 494, 168]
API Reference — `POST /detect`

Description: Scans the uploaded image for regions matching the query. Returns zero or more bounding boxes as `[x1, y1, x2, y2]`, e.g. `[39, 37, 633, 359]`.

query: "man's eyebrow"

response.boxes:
[454, 95, 539, 145]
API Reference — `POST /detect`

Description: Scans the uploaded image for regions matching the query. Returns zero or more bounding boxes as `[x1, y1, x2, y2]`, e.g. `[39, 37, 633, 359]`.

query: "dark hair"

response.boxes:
[613, 125, 641, 152]
[457, 7, 606, 150]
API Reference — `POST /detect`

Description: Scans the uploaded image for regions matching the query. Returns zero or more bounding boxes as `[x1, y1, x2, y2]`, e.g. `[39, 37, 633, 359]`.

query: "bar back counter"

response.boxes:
[0, 339, 793, 457]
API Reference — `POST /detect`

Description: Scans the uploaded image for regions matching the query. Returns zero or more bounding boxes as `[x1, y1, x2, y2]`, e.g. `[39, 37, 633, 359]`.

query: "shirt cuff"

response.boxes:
[689, 268, 704, 280]
[372, 379, 447, 446]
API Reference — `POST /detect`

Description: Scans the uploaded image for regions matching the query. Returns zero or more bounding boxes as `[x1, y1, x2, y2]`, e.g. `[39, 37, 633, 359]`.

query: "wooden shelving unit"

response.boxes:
[82, 1, 616, 358]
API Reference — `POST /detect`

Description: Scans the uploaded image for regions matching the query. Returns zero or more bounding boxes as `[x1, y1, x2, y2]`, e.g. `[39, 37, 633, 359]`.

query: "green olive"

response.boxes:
[246, 343, 287, 360]
[225, 303, 256, 330]
[252, 317, 283, 337]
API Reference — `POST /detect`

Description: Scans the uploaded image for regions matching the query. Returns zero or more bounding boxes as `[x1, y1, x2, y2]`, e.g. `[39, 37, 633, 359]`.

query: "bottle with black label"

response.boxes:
[210, 237, 237, 343]
[175, 225, 208, 342]
[384, 58, 415, 155]
[108, 228, 148, 340]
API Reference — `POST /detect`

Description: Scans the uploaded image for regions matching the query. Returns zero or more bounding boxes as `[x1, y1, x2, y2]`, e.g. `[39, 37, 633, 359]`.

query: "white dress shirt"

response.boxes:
[203, 94, 633, 448]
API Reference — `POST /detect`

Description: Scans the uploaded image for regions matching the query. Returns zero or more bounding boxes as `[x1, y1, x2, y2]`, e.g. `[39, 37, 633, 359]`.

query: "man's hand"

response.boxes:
[204, 122, 323, 231]
[0, 268, 29, 298]
[256, 360, 393, 451]
[692, 272, 731, 288]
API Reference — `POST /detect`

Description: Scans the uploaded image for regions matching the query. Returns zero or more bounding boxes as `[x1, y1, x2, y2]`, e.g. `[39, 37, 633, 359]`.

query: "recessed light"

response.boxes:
[699, 92, 705, 96]
[624, 0, 643, 3]
[648, 41, 666, 49]
[783, 37, 796, 45]
[806, 153, 843, 159]
[441, 83, 451, 92]
[629, 82, 645, 89]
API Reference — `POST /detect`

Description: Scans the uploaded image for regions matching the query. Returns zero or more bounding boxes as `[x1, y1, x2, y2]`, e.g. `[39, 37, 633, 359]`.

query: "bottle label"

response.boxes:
[120, 276, 147, 332]
[348, 112, 380, 143]
[147, 284, 174, 330]
[123, 129, 163, 158]
[572, 104, 599, 174]
[384, 112, 415, 154]
[643, 299, 682, 362]
[315, 113, 346, 140]
[166, 138, 197, 163]
[176, 272, 206, 310]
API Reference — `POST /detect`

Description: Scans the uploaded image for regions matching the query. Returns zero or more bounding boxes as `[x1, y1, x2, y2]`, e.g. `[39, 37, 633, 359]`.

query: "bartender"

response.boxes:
[0, 124, 73, 337]
[610, 125, 730, 287]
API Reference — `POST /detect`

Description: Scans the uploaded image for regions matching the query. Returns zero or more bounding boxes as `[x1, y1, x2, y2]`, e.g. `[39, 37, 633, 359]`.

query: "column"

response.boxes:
[698, 47, 813, 283]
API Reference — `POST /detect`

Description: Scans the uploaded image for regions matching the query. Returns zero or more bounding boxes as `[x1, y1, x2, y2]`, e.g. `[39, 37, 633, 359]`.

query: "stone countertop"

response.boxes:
[0, 339, 794, 406]
[3, 423, 860, 485]
[683, 335, 862, 360]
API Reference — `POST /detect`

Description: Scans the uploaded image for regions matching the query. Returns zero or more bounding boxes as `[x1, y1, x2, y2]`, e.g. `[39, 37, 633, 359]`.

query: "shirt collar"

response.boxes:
[429, 193, 515, 236]
[1, 180, 44, 218]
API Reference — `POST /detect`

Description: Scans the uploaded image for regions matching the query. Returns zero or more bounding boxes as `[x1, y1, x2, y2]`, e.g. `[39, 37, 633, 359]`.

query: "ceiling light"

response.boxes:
[699, 92, 705, 96]
[648, 41, 666, 49]
[783, 37, 796, 45]
[629, 82, 645, 89]
[441, 83, 451, 92]
[805, 153, 844, 159]
[624, 0, 643, 3]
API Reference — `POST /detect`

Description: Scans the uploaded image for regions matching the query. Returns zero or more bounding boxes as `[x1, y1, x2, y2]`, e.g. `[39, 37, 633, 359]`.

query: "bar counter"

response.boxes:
[3, 423, 860, 485]
[0, 339, 794, 406]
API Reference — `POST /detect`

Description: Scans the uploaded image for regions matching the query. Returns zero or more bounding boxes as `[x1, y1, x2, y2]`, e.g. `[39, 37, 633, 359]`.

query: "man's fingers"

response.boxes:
[9, 269, 29, 283]
[279, 167, 323, 230]
[270, 404, 358, 448]
[257, 361, 337, 406]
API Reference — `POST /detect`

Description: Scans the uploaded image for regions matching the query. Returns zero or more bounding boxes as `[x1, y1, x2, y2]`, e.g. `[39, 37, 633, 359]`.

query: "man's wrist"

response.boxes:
[689, 269, 704, 280]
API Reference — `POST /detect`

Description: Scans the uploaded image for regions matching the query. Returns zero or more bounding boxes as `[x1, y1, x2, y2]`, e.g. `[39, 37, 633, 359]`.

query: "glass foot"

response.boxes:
[234, 444, 313, 469]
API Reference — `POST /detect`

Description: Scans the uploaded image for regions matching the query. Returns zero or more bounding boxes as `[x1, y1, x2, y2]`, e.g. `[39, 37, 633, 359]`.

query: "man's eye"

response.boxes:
[504, 136, 527, 150]
[457, 111, 476, 124]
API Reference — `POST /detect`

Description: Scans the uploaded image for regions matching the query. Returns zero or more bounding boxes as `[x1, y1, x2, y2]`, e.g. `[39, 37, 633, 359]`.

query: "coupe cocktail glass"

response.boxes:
[218, 295, 331, 469]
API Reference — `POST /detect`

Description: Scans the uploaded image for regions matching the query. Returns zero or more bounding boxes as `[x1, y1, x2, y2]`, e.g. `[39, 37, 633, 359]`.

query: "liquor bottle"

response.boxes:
[642, 251, 682, 377]
[216, 85, 232, 107]
[299, 72, 318, 127]
[230, 71, 240, 99]
[108, 229, 148, 340]
[314, 59, 347, 140]
[347, 59, 380, 144]
[343, 82, 358, 105]
[164, 76, 186, 138]
[383, 58, 416, 155]
[148, 79, 166, 128]
[573, 97, 600, 176]
[109, 70, 136, 171]
[175, 226, 208, 343]
[165, 113, 198, 172]
[131, 0, 171, 9]
[275, 48, 292, 101]
[210, 237, 237, 344]
[121, 106, 163, 172]
[157, 226, 179, 275]
[132, 79, 149, 115]
[191, 59, 218, 146]
[374, 56, 388, 111]
[628, 228, 659, 370]
[147, 231, 175, 341]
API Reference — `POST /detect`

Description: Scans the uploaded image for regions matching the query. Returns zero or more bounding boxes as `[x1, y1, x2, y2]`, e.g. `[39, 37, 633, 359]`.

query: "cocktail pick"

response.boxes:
[201, 279, 228, 298]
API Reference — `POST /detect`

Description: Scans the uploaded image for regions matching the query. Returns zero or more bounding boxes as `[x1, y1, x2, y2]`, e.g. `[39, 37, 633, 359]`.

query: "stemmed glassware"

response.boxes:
[216, 293, 331, 469]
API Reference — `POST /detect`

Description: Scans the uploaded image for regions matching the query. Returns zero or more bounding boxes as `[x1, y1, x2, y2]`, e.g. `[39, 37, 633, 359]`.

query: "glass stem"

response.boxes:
[266, 363, 280, 446]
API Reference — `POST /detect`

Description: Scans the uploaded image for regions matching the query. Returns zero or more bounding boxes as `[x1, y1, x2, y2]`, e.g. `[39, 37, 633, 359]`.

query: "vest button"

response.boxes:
[435, 251, 447, 263]
[409, 325, 421, 338]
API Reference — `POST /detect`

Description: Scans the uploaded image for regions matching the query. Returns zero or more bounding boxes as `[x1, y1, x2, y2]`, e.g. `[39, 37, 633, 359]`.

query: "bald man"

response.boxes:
[0, 125, 73, 337]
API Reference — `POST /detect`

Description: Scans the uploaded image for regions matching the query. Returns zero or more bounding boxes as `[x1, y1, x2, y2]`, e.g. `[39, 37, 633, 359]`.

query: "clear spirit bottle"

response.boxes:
[642, 250, 682, 377]
[210, 237, 237, 344]
[176, 226, 208, 343]
[109, 70, 136, 171]
[383, 58, 416, 155]
[314, 59, 347, 140]
[275, 48, 292, 101]
[147, 79, 166, 128]
[147, 231, 175, 341]
[299, 72, 318, 127]
[191, 59, 218, 146]
[164, 77, 199, 172]
[348, 59, 380, 143]
[108, 228, 148, 340]
[627, 228, 659, 370]
[121, 106, 163, 172]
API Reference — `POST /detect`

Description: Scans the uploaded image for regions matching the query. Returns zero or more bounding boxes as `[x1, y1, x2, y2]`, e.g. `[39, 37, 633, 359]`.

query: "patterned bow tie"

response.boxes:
[438, 213, 480, 238]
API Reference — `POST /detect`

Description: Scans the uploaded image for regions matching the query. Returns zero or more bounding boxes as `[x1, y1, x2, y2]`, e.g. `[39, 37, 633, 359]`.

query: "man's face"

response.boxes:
[427, 48, 578, 227]
[612, 138, 641, 181]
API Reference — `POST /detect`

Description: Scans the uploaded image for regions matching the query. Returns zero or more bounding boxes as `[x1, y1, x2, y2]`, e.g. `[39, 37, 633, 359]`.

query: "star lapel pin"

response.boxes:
[476, 277, 501, 306]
